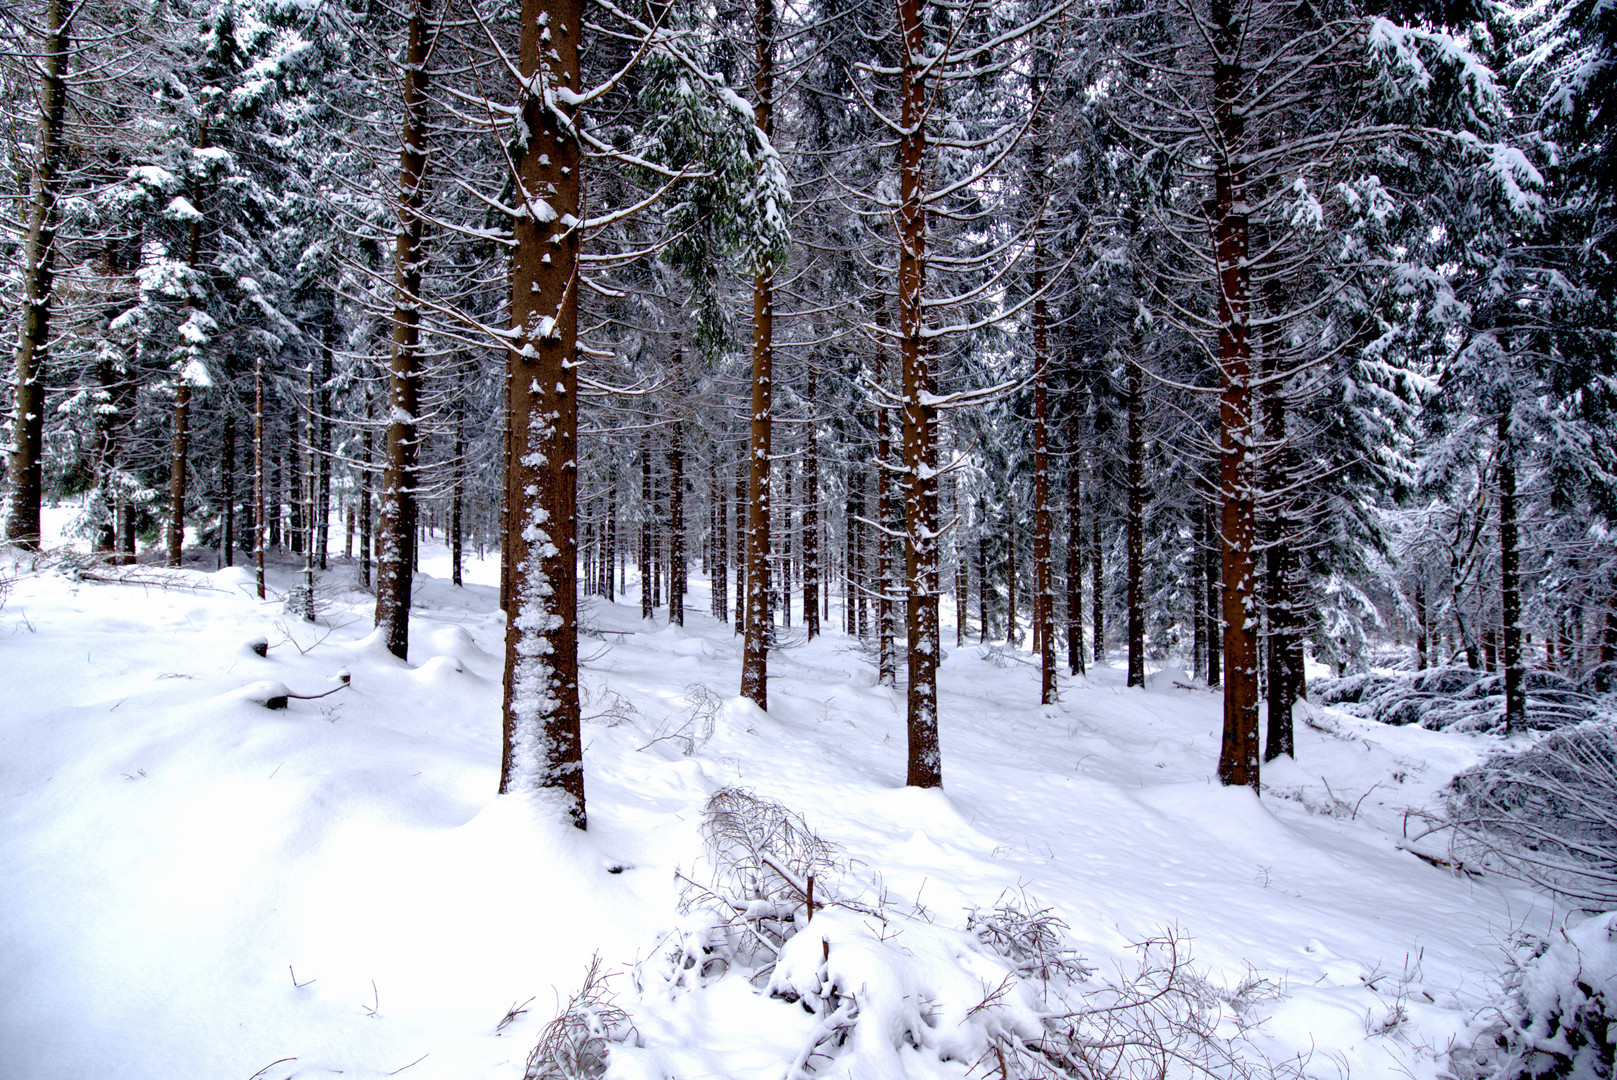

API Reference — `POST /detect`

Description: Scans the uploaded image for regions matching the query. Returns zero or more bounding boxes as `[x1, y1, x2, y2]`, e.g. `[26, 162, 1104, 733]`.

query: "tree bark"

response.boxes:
[254, 357, 266, 598]
[498, 0, 585, 828]
[641, 426, 654, 618]
[5, 0, 69, 549]
[1091, 490, 1104, 663]
[803, 369, 820, 640]
[898, 0, 940, 787]
[1499, 410, 1524, 735]
[1211, 0, 1259, 788]
[740, 0, 776, 710]
[374, 0, 431, 659]
[451, 397, 464, 586]
[670, 415, 686, 626]
[1067, 456, 1085, 675]
[877, 394, 896, 687]
[1033, 255, 1055, 702]
[1126, 353, 1146, 688]
[1205, 494, 1221, 685]
[221, 407, 235, 567]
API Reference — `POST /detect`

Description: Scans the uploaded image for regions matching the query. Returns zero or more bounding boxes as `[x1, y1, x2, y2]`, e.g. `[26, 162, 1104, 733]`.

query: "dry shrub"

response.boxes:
[524, 955, 635, 1080]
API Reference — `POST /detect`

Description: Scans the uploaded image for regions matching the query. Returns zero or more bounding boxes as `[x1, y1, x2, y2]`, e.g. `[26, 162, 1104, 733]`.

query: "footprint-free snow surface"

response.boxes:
[0, 531, 1559, 1079]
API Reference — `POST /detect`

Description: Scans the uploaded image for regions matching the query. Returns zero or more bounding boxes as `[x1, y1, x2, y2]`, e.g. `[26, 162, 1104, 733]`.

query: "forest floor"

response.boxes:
[0, 514, 1563, 1080]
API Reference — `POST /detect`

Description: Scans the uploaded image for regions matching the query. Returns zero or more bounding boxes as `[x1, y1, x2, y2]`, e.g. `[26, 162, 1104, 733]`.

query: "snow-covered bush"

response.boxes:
[628, 788, 1295, 1079]
[1314, 666, 1598, 733]
[1451, 913, 1617, 1080]
[1446, 723, 1617, 907]
[524, 955, 636, 1080]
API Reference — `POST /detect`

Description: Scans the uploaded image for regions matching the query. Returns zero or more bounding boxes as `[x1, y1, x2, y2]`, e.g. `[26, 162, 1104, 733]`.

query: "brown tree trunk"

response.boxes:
[1205, 495, 1220, 685]
[254, 357, 266, 598]
[736, 455, 747, 634]
[898, 0, 940, 787]
[1126, 353, 1146, 688]
[1212, 0, 1259, 788]
[1499, 411, 1524, 735]
[451, 399, 464, 587]
[1067, 458, 1085, 675]
[803, 370, 820, 640]
[1091, 492, 1104, 663]
[1033, 260, 1054, 702]
[221, 408, 235, 567]
[740, 0, 775, 709]
[166, 383, 192, 567]
[498, 0, 585, 827]
[317, 320, 334, 571]
[373, 0, 432, 658]
[670, 417, 686, 626]
[1006, 515, 1018, 645]
[877, 396, 896, 687]
[641, 427, 654, 618]
[1261, 331, 1296, 762]
[5, 0, 69, 549]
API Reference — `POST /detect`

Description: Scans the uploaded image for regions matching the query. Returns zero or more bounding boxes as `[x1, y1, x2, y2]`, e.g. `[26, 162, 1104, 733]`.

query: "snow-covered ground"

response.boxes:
[0, 513, 1561, 1080]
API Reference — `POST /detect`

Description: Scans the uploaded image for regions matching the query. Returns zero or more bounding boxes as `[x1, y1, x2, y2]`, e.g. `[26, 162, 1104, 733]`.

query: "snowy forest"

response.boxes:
[2, 0, 1616, 1074]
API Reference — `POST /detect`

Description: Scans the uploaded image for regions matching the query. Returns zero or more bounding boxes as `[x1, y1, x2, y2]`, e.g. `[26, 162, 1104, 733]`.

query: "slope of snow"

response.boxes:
[0, 524, 1561, 1079]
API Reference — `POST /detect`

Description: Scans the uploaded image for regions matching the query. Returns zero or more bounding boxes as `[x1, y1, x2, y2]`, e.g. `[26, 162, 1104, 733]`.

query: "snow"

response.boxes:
[0, 509, 1562, 1080]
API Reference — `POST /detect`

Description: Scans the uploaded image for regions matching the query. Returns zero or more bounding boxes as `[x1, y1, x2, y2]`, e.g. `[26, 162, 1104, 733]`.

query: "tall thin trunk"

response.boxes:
[5, 0, 70, 549]
[736, 455, 747, 634]
[221, 408, 235, 567]
[877, 396, 896, 687]
[1260, 315, 1296, 762]
[1415, 577, 1428, 669]
[670, 417, 686, 626]
[641, 427, 654, 618]
[1499, 410, 1524, 735]
[1126, 353, 1145, 688]
[714, 460, 728, 620]
[451, 399, 464, 586]
[978, 527, 990, 644]
[898, 0, 939, 786]
[317, 319, 334, 571]
[954, 477, 968, 648]
[360, 394, 373, 590]
[254, 357, 266, 598]
[1033, 254, 1054, 702]
[1067, 460, 1085, 675]
[1091, 490, 1104, 663]
[1205, 494, 1221, 685]
[1212, 0, 1259, 788]
[606, 472, 617, 600]
[1006, 515, 1018, 645]
[803, 373, 820, 640]
[374, 0, 432, 659]
[499, 0, 585, 827]
[741, 0, 776, 709]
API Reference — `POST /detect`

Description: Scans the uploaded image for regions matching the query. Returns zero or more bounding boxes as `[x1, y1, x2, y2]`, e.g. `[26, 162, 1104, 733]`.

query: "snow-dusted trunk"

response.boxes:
[1499, 411, 1524, 735]
[451, 400, 464, 587]
[1204, 495, 1220, 685]
[166, 382, 193, 567]
[1091, 491, 1104, 663]
[498, 0, 585, 827]
[1212, 0, 1259, 790]
[898, 0, 940, 788]
[713, 461, 727, 619]
[374, 0, 431, 659]
[1260, 334, 1295, 762]
[641, 428, 653, 618]
[741, 0, 775, 709]
[803, 369, 820, 640]
[359, 394, 373, 590]
[877, 390, 896, 688]
[605, 472, 617, 600]
[5, 0, 68, 550]
[317, 323, 334, 571]
[254, 358, 266, 599]
[1126, 353, 1145, 688]
[1033, 249, 1055, 703]
[1006, 515, 1018, 644]
[221, 408, 235, 568]
[670, 416, 686, 627]
[1067, 451, 1085, 675]
[735, 457, 747, 634]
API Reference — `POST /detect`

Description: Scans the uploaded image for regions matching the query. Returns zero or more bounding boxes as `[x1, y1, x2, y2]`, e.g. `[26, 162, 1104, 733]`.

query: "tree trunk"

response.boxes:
[898, 0, 940, 787]
[1067, 458, 1085, 675]
[254, 358, 266, 598]
[670, 417, 686, 626]
[736, 454, 747, 634]
[1091, 493, 1104, 663]
[1260, 328, 1296, 762]
[1499, 410, 1524, 735]
[5, 0, 69, 549]
[373, 0, 433, 659]
[1126, 353, 1146, 688]
[451, 398, 464, 586]
[499, 0, 585, 827]
[221, 408, 235, 568]
[317, 318, 334, 571]
[360, 395, 373, 590]
[166, 383, 192, 567]
[713, 460, 727, 620]
[1006, 515, 1018, 645]
[1211, 0, 1259, 788]
[803, 370, 820, 640]
[1033, 260, 1055, 702]
[877, 396, 896, 687]
[1205, 495, 1220, 685]
[641, 426, 654, 618]
[740, 0, 775, 710]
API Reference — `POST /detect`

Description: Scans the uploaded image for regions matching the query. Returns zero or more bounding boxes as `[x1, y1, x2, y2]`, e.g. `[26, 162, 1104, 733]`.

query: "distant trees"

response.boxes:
[2, 0, 1608, 811]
